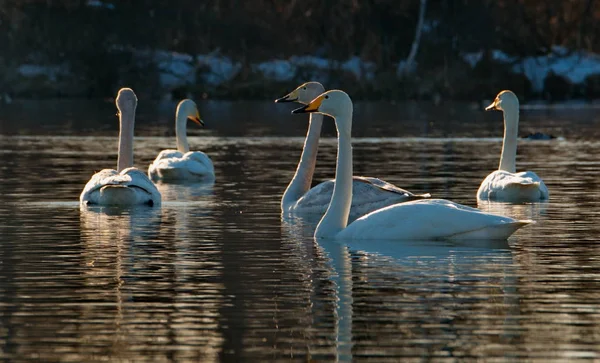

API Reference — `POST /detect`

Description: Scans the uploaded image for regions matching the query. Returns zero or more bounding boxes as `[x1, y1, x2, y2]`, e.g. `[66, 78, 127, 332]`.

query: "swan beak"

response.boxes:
[188, 111, 204, 126]
[292, 95, 323, 114]
[485, 100, 498, 111]
[275, 91, 298, 103]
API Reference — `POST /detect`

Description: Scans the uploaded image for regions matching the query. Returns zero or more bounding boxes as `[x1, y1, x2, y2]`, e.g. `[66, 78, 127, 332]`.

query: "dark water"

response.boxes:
[1, 100, 600, 361]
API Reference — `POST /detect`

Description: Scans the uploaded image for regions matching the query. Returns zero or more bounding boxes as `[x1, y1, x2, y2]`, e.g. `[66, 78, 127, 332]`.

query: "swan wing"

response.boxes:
[337, 199, 530, 240]
[148, 150, 214, 181]
[517, 171, 549, 198]
[80, 169, 119, 202]
[182, 151, 215, 177]
[477, 170, 549, 201]
[354, 176, 431, 199]
[153, 149, 184, 161]
[292, 176, 430, 216]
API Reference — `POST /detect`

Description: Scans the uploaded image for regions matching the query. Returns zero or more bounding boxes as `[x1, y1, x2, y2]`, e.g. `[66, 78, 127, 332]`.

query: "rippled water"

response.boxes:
[1, 100, 600, 361]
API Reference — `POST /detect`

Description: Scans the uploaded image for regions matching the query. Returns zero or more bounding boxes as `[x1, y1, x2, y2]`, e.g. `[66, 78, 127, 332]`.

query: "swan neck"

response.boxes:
[316, 113, 352, 238]
[499, 108, 518, 173]
[176, 110, 190, 153]
[282, 113, 323, 209]
[117, 109, 135, 172]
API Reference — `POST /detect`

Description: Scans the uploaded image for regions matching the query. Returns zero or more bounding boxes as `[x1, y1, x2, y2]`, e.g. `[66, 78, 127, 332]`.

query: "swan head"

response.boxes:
[274, 82, 325, 105]
[292, 90, 352, 117]
[177, 99, 204, 126]
[292, 90, 353, 134]
[116, 88, 137, 113]
[486, 90, 519, 112]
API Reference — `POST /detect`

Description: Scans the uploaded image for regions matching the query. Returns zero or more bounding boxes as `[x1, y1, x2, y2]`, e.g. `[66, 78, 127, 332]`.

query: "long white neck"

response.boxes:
[175, 110, 190, 153]
[282, 113, 323, 210]
[499, 107, 519, 173]
[117, 109, 135, 172]
[315, 113, 353, 239]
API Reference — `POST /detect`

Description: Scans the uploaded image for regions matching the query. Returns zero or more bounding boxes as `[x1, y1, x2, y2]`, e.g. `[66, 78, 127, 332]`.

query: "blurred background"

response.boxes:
[0, 0, 599, 102]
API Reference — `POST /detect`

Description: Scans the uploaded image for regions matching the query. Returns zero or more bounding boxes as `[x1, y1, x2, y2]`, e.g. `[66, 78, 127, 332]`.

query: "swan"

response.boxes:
[275, 81, 430, 218]
[80, 88, 161, 207]
[148, 99, 215, 182]
[477, 90, 549, 202]
[292, 90, 531, 240]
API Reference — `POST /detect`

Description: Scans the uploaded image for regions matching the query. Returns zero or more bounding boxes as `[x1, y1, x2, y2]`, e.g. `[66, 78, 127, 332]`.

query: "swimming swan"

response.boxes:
[80, 88, 161, 206]
[148, 99, 215, 182]
[276, 82, 430, 218]
[292, 90, 531, 240]
[477, 90, 549, 202]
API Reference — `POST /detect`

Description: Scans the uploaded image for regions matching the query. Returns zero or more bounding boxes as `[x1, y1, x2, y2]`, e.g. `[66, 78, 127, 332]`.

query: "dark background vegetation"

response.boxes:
[0, 0, 599, 101]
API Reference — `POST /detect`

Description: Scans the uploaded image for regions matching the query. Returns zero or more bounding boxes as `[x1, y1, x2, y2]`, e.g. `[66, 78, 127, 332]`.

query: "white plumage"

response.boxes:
[290, 176, 430, 219]
[276, 82, 429, 219]
[478, 90, 549, 202]
[292, 89, 531, 241]
[477, 170, 549, 202]
[80, 88, 161, 207]
[80, 168, 161, 206]
[148, 99, 215, 182]
[149, 149, 214, 182]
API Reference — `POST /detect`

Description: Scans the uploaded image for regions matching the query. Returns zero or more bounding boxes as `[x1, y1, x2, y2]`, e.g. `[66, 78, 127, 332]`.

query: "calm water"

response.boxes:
[1, 99, 600, 361]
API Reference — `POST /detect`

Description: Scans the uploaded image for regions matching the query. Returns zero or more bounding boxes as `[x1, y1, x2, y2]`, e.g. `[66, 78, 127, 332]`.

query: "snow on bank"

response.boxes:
[148, 50, 242, 88]
[16, 46, 600, 95]
[17, 64, 70, 81]
[86, 0, 115, 10]
[253, 56, 376, 82]
[463, 47, 600, 92]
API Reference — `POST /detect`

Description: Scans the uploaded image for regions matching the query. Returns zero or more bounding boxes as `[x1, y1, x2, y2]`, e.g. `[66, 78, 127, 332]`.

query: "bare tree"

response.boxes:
[397, 0, 427, 76]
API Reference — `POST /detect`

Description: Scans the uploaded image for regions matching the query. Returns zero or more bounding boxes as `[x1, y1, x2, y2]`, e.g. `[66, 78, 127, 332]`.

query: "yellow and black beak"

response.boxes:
[274, 91, 298, 103]
[292, 95, 323, 114]
[485, 99, 499, 111]
[188, 111, 204, 126]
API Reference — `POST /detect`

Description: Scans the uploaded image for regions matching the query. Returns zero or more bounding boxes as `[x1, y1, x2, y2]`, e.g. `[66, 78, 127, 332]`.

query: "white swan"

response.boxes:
[292, 90, 531, 240]
[80, 88, 161, 206]
[276, 81, 430, 218]
[477, 90, 549, 202]
[148, 99, 215, 182]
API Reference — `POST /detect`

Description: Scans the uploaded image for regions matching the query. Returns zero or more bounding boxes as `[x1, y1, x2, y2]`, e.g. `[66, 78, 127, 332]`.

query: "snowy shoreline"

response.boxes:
[7, 46, 600, 102]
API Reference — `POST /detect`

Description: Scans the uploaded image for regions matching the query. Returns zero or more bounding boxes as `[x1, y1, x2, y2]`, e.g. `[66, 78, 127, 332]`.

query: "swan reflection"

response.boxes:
[79, 201, 223, 361]
[477, 200, 549, 221]
[283, 208, 517, 362]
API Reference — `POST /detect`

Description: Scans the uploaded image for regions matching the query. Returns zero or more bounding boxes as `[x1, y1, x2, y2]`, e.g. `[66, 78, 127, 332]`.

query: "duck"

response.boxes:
[148, 99, 215, 182]
[477, 90, 549, 202]
[80, 88, 161, 206]
[275, 81, 430, 219]
[292, 90, 531, 240]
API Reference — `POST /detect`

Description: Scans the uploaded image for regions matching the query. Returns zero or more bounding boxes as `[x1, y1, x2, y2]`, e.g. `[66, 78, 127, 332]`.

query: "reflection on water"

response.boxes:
[1, 103, 600, 361]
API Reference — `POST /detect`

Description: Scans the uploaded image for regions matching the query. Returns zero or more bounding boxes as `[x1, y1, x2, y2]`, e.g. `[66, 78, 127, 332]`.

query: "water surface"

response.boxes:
[1, 100, 600, 361]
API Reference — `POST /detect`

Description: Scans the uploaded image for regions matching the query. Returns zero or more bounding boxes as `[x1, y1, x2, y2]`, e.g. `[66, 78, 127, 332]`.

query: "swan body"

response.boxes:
[80, 88, 161, 206]
[292, 90, 531, 240]
[478, 90, 549, 202]
[276, 82, 429, 218]
[477, 170, 548, 202]
[148, 99, 215, 182]
[337, 199, 529, 240]
[80, 168, 160, 206]
[149, 149, 214, 181]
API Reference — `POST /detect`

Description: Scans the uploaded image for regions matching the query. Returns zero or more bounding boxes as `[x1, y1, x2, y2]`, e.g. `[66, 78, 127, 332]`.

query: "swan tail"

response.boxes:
[415, 193, 432, 199]
[156, 166, 186, 181]
[98, 185, 139, 205]
[449, 220, 533, 240]
[499, 181, 543, 201]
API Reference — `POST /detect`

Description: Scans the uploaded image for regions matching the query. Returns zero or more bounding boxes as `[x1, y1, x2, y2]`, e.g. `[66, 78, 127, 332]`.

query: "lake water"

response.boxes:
[1, 99, 600, 361]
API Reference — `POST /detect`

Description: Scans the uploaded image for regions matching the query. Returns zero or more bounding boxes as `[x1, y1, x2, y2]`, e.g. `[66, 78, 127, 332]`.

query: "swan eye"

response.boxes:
[324, 95, 329, 99]
[303, 87, 307, 90]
